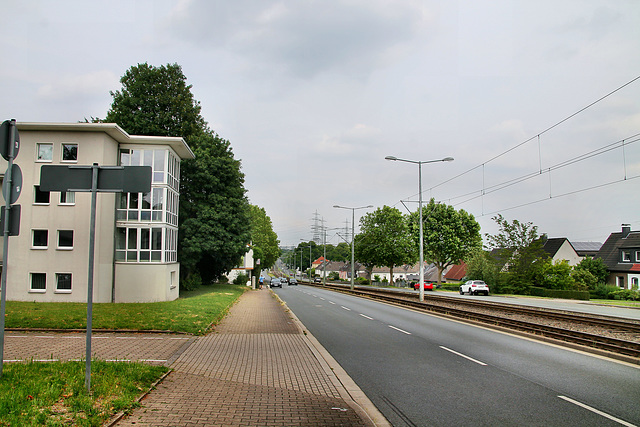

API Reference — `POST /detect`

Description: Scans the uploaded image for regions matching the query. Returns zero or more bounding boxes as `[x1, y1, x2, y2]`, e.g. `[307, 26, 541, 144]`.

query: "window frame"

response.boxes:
[30, 273, 47, 293]
[31, 229, 48, 249]
[55, 273, 72, 293]
[36, 143, 53, 162]
[61, 143, 78, 162]
[622, 250, 631, 262]
[34, 185, 51, 205]
[59, 191, 75, 205]
[57, 230, 74, 250]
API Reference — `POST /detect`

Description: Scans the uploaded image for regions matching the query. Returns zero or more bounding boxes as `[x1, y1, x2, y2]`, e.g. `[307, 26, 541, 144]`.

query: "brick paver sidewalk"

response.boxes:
[117, 288, 377, 426]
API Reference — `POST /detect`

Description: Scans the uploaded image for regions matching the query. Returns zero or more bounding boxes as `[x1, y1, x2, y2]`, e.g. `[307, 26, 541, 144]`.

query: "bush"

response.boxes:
[609, 289, 640, 301]
[181, 272, 202, 291]
[355, 277, 368, 285]
[233, 273, 249, 285]
[440, 283, 461, 292]
[591, 284, 623, 300]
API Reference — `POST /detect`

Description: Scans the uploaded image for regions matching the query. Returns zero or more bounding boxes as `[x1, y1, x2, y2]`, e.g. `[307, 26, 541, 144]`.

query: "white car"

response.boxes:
[460, 280, 489, 296]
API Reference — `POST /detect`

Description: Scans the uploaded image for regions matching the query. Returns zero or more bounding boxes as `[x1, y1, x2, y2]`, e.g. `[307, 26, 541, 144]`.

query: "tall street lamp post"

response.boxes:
[385, 155, 454, 301]
[333, 205, 373, 290]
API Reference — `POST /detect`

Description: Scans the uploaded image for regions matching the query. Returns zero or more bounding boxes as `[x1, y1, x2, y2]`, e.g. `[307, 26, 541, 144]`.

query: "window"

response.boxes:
[622, 251, 631, 262]
[56, 273, 72, 292]
[636, 251, 640, 262]
[36, 143, 53, 161]
[32, 230, 48, 249]
[34, 185, 50, 204]
[59, 192, 75, 205]
[115, 226, 168, 263]
[57, 230, 74, 249]
[30, 273, 46, 292]
[62, 143, 78, 161]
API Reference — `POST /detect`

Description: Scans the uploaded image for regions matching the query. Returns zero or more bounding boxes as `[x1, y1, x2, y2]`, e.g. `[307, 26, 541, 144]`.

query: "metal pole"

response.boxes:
[351, 208, 355, 290]
[0, 120, 17, 377]
[418, 162, 424, 302]
[85, 163, 99, 392]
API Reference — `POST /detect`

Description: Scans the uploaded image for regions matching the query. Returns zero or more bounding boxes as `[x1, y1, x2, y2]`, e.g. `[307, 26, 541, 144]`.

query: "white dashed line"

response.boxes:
[341, 306, 351, 311]
[359, 314, 374, 320]
[439, 346, 487, 366]
[558, 396, 636, 427]
[388, 325, 411, 335]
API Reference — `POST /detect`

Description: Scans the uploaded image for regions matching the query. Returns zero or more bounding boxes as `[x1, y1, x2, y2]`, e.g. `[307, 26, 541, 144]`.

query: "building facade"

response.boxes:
[0, 122, 194, 303]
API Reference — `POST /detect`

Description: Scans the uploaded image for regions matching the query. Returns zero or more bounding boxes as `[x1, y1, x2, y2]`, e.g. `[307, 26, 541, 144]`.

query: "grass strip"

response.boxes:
[4, 283, 247, 335]
[0, 360, 168, 426]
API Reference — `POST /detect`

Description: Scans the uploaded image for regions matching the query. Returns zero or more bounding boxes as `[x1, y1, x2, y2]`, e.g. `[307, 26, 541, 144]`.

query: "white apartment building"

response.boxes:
[0, 122, 194, 303]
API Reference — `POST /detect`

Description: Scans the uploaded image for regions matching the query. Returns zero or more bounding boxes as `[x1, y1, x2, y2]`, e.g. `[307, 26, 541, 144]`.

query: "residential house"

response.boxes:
[572, 241, 603, 258]
[1, 122, 194, 303]
[595, 224, 640, 289]
[444, 262, 467, 283]
[226, 245, 254, 285]
[542, 237, 582, 266]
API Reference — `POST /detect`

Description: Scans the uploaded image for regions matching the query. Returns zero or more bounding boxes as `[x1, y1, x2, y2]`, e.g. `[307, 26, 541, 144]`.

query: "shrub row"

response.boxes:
[529, 287, 590, 300]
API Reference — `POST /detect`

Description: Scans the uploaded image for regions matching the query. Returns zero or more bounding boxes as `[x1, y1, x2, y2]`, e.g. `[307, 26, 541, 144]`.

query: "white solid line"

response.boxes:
[558, 396, 637, 427]
[388, 325, 411, 335]
[440, 346, 487, 366]
[341, 306, 351, 311]
[359, 314, 374, 320]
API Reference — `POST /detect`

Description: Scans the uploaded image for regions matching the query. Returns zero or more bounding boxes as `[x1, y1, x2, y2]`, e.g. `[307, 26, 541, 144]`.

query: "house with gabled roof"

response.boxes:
[595, 224, 640, 289]
[444, 262, 467, 282]
[541, 237, 582, 266]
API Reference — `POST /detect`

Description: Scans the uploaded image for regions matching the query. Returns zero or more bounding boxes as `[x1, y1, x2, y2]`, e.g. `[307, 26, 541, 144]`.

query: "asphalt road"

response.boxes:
[275, 285, 640, 427]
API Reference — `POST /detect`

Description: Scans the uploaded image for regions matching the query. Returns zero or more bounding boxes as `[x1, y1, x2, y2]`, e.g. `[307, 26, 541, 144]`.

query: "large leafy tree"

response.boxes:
[248, 205, 281, 274]
[354, 206, 415, 285]
[409, 199, 482, 284]
[484, 214, 549, 293]
[104, 63, 251, 285]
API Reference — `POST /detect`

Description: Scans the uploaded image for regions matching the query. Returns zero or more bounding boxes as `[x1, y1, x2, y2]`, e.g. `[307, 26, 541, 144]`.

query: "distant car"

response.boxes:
[414, 281, 435, 291]
[314, 277, 322, 283]
[281, 277, 289, 284]
[289, 278, 298, 285]
[270, 278, 282, 288]
[460, 280, 489, 296]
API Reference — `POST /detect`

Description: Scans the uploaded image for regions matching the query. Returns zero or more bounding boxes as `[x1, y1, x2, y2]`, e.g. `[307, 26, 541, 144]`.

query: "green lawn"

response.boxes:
[5, 283, 247, 335]
[0, 360, 168, 426]
[0, 283, 248, 425]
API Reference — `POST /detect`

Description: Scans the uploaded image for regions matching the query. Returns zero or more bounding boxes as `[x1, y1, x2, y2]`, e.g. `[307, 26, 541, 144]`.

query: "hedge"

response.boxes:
[529, 287, 590, 300]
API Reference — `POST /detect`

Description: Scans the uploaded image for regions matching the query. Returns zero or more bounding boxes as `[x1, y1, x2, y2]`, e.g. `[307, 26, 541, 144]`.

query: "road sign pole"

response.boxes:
[85, 164, 99, 392]
[0, 119, 18, 378]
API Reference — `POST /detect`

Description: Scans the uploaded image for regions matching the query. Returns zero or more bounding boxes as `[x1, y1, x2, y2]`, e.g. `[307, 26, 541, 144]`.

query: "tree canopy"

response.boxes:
[104, 62, 251, 286]
[248, 205, 281, 273]
[410, 199, 482, 284]
[354, 206, 415, 285]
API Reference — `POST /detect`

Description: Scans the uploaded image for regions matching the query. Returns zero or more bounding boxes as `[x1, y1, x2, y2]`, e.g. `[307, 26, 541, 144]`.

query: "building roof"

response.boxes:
[445, 262, 467, 281]
[17, 122, 195, 159]
[572, 241, 603, 253]
[596, 229, 640, 272]
[542, 237, 572, 258]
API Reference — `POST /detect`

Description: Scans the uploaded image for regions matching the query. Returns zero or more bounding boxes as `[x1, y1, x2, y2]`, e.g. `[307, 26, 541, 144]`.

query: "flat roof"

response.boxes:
[17, 122, 195, 160]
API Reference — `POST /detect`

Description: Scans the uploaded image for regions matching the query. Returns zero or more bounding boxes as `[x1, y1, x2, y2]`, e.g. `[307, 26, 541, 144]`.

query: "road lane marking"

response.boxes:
[359, 314, 374, 320]
[558, 396, 636, 427]
[388, 325, 411, 335]
[341, 306, 351, 311]
[329, 301, 336, 305]
[440, 346, 487, 365]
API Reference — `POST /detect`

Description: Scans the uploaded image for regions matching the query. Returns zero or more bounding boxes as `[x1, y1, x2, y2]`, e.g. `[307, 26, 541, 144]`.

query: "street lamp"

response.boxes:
[333, 205, 374, 290]
[385, 155, 454, 301]
[300, 240, 313, 283]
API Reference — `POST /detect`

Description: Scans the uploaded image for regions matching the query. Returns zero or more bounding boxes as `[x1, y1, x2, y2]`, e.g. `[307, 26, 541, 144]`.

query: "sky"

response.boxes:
[1, 0, 639, 248]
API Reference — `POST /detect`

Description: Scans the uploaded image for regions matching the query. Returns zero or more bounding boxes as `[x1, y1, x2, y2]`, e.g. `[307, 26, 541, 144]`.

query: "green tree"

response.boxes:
[541, 259, 575, 290]
[248, 205, 281, 274]
[465, 249, 500, 286]
[354, 206, 415, 285]
[104, 63, 250, 286]
[409, 199, 482, 284]
[485, 214, 549, 294]
[574, 256, 608, 285]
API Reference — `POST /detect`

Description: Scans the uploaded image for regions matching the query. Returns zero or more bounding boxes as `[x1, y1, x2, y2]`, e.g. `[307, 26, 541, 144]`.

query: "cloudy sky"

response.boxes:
[2, 0, 639, 248]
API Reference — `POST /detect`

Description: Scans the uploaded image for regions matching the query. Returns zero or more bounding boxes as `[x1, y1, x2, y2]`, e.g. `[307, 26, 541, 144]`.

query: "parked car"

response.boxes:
[270, 278, 282, 288]
[289, 278, 298, 285]
[460, 280, 489, 296]
[314, 277, 322, 283]
[414, 281, 435, 291]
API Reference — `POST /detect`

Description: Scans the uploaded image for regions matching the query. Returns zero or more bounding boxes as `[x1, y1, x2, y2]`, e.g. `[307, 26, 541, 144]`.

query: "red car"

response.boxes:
[414, 281, 435, 291]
